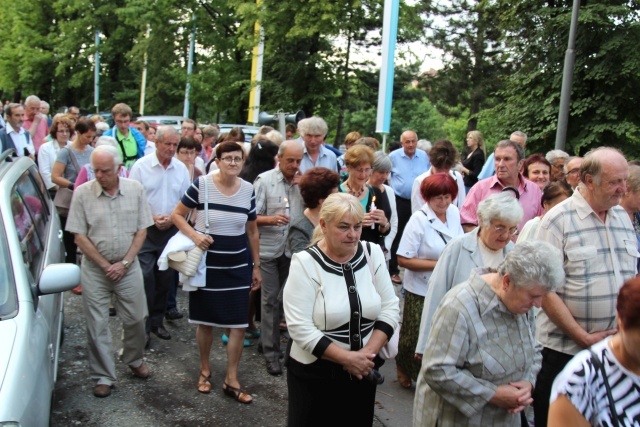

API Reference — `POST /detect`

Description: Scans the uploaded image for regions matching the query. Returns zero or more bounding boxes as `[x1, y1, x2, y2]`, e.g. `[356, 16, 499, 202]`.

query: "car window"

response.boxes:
[0, 222, 17, 319]
[11, 171, 48, 282]
[159, 120, 178, 125]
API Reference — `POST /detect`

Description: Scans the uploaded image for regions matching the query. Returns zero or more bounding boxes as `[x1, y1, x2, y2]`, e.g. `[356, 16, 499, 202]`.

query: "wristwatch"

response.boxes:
[122, 260, 130, 269]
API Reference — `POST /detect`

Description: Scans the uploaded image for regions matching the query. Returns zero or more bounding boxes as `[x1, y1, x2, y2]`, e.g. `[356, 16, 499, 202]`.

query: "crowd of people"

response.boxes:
[2, 96, 639, 427]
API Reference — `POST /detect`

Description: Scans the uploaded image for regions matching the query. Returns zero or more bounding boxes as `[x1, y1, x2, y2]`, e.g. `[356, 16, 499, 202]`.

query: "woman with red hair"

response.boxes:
[395, 173, 464, 388]
[549, 277, 640, 426]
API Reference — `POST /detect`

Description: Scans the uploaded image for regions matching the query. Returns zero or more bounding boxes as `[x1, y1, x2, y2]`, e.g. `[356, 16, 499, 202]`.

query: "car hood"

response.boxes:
[0, 319, 17, 390]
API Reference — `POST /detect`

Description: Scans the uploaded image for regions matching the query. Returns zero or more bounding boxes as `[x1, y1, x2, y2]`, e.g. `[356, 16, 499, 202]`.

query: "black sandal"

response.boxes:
[198, 372, 211, 394]
[222, 382, 253, 404]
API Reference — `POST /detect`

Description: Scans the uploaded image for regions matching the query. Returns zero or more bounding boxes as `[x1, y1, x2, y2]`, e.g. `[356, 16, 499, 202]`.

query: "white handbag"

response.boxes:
[168, 176, 210, 276]
[362, 241, 400, 360]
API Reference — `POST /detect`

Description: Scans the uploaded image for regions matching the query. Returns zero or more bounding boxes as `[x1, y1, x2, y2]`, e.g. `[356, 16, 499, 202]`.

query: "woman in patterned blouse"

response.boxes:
[413, 241, 564, 427]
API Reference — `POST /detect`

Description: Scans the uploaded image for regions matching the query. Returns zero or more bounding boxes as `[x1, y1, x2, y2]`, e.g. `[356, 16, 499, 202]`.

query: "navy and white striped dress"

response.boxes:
[181, 175, 257, 328]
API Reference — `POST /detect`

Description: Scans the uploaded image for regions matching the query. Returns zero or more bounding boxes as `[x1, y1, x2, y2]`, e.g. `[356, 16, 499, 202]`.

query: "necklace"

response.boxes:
[345, 181, 364, 198]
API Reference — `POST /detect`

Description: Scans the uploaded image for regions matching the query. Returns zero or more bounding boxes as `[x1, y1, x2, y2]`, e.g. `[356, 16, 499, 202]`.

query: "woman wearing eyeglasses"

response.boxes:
[52, 118, 97, 265]
[39, 116, 75, 198]
[171, 141, 262, 403]
[338, 144, 391, 246]
[414, 193, 523, 367]
[176, 136, 203, 182]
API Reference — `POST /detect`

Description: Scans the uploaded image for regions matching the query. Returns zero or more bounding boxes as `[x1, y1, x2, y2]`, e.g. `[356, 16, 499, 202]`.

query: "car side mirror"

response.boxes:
[38, 263, 81, 295]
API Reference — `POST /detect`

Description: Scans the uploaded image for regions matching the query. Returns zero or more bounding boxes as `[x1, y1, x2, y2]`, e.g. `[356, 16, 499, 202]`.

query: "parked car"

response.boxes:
[137, 115, 187, 133]
[0, 151, 80, 427]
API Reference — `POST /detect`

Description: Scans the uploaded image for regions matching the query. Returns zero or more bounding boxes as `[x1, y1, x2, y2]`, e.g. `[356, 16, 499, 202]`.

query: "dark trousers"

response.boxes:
[166, 270, 178, 311]
[59, 215, 77, 265]
[532, 347, 574, 427]
[138, 225, 177, 333]
[389, 196, 411, 275]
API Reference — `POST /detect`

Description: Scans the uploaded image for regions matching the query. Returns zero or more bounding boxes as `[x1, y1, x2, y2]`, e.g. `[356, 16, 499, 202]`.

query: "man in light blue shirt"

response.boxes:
[298, 117, 338, 173]
[477, 131, 527, 180]
[388, 130, 430, 283]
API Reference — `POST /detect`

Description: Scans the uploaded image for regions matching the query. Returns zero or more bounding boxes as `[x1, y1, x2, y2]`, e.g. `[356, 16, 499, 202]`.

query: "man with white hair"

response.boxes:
[22, 95, 49, 153]
[532, 147, 638, 427]
[66, 145, 154, 397]
[297, 117, 338, 173]
[130, 126, 191, 347]
[545, 149, 570, 182]
[40, 100, 52, 127]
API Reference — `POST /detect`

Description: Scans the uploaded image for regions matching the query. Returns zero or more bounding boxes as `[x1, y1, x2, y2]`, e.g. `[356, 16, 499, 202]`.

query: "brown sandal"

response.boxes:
[198, 372, 212, 394]
[223, 382, 253, 404]
[397, 367, 412, 389]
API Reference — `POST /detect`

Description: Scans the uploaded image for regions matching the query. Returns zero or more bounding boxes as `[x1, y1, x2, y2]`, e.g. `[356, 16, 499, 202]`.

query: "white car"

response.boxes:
[0, 153, 80, 426]
[136, 115, 188, 133]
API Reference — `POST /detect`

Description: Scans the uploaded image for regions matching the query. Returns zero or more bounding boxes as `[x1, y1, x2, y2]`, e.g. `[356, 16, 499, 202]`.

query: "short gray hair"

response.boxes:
[477, 192, 524, 229]
[495, 139, 526, 162]
[95, 136, 118, 149]
[278, 139, 303, 156]
[510, 131, 527, 143]
[90, 145, 122, 172]
[156, 125, 179, 142]
[417, 139, 432, 153]
[265, 130, 283, 146]
[202, 125, 219, 139]
[372, 151, 392, 172]
[497, 240, 564, 291]
[580, 146, 625, 185]
[545, 149, 569, 165]
[24, 95, 41, 106]
[563, 156, 582, 174]
[298, 117, 328, 137]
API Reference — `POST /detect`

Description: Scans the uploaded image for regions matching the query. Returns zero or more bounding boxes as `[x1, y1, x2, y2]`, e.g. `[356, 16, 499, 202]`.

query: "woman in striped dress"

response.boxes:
[171, 141, 262, 403]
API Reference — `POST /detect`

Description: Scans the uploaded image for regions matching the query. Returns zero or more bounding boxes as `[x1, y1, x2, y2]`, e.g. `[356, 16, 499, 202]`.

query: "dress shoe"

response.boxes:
[151, 326, 171, 340]
[130, 363, 150, 379]
[93, 384, 112, 398]
[266, 359, 283, 376]
[165, 308, 183, 320]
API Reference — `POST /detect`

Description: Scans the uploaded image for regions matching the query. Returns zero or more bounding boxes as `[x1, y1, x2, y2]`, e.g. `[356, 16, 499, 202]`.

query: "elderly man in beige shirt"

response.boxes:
[66, 145, 154, 398]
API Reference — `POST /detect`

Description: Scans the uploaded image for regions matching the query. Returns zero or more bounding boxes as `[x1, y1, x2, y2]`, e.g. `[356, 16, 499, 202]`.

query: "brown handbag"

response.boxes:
[53, 147, 81, 217]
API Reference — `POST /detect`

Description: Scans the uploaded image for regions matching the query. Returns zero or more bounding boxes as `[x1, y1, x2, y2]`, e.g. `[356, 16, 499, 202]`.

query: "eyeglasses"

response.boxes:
[115, 119, 130, 125]
[353, 167, 372, 175]
[220, 156, 244, 164]
[566, 168, 580, 175]
[491, 225, 519, 235]
[179, 149, 196, 156]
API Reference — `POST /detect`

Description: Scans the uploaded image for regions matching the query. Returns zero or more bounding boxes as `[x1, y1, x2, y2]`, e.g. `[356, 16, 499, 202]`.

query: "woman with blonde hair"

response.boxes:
[460, 130, 486, 193]
[284, 192, 399, 426]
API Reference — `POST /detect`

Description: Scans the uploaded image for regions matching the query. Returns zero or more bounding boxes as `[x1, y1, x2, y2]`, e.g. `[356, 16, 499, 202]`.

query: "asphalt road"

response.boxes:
[51, 282, 414, 427]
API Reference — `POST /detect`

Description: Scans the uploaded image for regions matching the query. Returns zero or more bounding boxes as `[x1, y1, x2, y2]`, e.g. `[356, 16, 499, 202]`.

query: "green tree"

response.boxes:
[494, 0, 640, 156]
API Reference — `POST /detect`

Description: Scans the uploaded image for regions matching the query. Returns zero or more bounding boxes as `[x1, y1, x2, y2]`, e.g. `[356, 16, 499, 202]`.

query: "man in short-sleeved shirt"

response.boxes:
[66, 145, 154, 398]
[459, 139, 543, 234]
[130, 126, 191, 346]
[388, 130, 431, 283]
[531, 147, 638, 427]
[254, 141, 303, 375]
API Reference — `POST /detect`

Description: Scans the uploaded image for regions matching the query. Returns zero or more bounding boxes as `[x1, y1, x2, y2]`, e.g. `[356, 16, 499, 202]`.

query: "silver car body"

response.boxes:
[0, 155, 80, 426]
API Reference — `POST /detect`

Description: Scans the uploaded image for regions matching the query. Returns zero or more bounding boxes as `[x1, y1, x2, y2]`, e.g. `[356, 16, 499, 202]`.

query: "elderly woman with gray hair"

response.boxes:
[367, 151, 398, 263]
[414, 192, 523, 362]
[413, 241, 565, 427]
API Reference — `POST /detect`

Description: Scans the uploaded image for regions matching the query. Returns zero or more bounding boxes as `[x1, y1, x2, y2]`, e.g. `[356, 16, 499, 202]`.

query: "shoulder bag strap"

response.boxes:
[419, 209, 448, 246]
[203, 175, 210, 235]
[589, 348, 620, 427]
[66, 147, 81, 175]
[361, 241, 376, 284]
